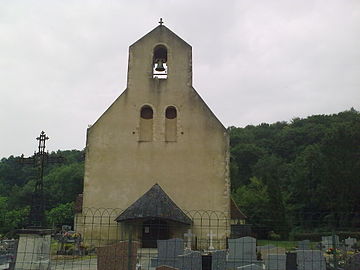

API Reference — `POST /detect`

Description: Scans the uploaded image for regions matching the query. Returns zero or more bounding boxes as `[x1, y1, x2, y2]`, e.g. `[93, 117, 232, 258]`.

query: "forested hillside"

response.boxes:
[230, 108, 360, 234]
[0, 150, 84, 234]
[0, 109, 359, 236]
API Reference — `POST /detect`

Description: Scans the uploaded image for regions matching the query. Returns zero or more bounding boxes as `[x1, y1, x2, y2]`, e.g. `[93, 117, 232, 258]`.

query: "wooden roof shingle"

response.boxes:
[115, 183, 192, 225]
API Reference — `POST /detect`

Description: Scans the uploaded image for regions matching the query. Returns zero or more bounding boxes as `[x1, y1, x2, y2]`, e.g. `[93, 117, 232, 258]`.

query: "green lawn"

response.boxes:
[257, 240, 320, 250]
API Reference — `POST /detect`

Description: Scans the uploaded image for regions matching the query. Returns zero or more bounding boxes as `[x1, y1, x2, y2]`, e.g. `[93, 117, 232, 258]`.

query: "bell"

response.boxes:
[155, 59, 166, 72]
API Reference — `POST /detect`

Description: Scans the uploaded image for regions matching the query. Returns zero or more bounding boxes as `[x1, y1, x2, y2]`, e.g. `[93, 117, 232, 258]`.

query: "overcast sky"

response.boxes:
[1, 0, 359, 158]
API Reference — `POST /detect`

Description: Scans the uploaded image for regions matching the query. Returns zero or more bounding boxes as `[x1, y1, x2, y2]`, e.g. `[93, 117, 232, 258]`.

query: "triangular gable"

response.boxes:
[115, 183, 192, 225]
[130, 24, 191, 48]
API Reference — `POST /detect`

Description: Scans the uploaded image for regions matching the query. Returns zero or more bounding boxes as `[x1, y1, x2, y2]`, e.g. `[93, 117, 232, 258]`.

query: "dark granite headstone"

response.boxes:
[286, 252, 297, 270]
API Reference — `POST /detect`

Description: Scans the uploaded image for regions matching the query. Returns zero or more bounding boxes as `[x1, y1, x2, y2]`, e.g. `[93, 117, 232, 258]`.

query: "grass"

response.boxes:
[257, 240, 297, 250]
[257, 239, 320, 250]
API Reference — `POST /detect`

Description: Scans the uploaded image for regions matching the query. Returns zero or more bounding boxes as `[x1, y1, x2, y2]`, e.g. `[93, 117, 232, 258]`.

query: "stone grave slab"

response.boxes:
[14, 229, 52, 270]
[175, 251, 202, 270]
[237, 264, 263, 270]
[296, 250, 326, 270]
[228, 237, 257, 260]
[321, 235, 339, 250]
[265, 254, 286, 270]
[151, 238, 184, 268]
[227, 237, 261, 268]
[345, 237, 357, 250]
[97, 241, 139, 270]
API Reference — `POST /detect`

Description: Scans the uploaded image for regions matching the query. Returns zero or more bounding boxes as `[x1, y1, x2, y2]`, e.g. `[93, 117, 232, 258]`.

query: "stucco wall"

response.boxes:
[79, 25, 231, 247]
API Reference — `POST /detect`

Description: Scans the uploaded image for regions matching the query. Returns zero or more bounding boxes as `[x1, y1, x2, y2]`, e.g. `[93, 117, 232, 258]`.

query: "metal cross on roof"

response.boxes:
[159, 18, 164, 25]
[19, 131, 64, 228]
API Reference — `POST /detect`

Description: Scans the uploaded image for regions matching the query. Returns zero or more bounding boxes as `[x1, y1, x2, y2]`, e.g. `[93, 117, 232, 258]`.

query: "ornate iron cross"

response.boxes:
[20, 131, 64, 228]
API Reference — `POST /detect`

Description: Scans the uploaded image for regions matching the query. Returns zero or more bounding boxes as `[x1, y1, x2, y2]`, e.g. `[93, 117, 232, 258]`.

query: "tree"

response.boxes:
[46, 202, 75, 228]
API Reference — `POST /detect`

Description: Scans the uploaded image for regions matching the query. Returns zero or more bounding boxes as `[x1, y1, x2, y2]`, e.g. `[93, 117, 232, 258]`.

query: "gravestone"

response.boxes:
[151, 239, 184, 268]
[296, 250, 326, 270]
[321, 235, 339, 250]
[298, 240, 310, 250]
[175, 251, 202, 270]
[156, 266, 179, 270]
[237, 264, 263, 270]
[345, 253, 360, 270]
[97, 241, 139, 270]
[227, 237, 261, 268]
[211, 250, 226, 270]
[228, 237, 257, 261]
[286, 252, 297, 270]
[158, 239, 184, 259]
[265, 254, 286, 270]
[344, 237, 357, 250]
[14, 229, 52, 270]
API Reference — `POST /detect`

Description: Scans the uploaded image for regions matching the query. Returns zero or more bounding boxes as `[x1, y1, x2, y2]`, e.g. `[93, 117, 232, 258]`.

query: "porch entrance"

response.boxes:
[142, 219, 169, 248]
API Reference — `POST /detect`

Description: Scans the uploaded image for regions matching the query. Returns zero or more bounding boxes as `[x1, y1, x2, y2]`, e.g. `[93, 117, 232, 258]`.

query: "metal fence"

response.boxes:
[2, 209, 360, 270]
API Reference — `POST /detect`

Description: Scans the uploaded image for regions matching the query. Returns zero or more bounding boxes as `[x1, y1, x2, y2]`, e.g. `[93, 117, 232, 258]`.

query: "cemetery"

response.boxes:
[3, 224, 360, 270]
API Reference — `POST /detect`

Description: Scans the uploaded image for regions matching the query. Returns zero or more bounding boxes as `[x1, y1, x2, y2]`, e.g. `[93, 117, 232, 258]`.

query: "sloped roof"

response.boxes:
[115, 184, 192, 225]
[130, 24, 191, 48]
[230, 198, 247, 220]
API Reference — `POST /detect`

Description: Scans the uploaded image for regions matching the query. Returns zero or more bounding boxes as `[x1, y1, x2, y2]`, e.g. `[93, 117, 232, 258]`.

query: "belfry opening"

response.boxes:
[153, 45, 168, 79]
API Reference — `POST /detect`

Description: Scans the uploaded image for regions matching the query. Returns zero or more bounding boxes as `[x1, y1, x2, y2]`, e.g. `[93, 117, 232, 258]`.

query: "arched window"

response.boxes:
[153, 45, 168, 79]
[165, 106, 177, 142]
[139, 105, 153, 141]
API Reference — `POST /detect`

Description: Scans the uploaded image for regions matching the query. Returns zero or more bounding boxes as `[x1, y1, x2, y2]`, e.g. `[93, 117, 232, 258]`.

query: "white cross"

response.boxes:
[207, 230, 216, 250]
[184, 229, 193, 250]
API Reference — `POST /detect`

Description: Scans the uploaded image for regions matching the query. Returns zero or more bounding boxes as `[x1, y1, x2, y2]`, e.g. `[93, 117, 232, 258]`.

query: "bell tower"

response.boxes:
[126, 19, 193, 91]
[78, 20, 231, 249]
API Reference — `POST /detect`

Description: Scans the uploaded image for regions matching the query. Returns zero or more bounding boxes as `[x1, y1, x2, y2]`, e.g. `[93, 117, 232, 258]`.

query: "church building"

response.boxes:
[75, 21, 244, 249]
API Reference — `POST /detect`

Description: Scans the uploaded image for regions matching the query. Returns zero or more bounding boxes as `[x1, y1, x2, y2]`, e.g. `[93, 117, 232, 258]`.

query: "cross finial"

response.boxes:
[36, 131, 49, 154]
[159, 18, 164, 25]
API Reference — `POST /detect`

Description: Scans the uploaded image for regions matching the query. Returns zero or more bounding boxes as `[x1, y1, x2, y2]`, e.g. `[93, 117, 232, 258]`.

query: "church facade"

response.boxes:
[75, 22, 238, 249]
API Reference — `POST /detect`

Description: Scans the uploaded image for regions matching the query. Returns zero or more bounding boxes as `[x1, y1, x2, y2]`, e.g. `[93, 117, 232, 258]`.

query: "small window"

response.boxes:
[141, 106, 153, 119]
[166, 107, 177, 119]
[139, 105, 153, 142]
[165, 106, 177, 142]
